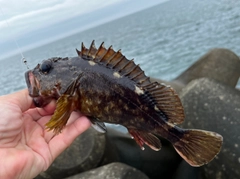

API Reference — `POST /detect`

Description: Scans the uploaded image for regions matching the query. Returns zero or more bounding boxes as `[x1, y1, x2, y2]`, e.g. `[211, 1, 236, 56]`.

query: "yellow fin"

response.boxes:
[45, 74, 81, 134]
[45, 94, 74, 134]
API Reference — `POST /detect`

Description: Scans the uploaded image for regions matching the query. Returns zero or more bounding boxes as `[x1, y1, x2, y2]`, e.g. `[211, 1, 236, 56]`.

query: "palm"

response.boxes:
[0, 89, 90, 179]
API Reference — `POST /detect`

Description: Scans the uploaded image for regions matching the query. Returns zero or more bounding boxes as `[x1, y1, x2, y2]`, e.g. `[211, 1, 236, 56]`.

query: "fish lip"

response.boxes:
[25, 70, 40, 97]
[33, 96, 49, 108]
[25, 70, 55, 108]
[25, 70, 46, 107]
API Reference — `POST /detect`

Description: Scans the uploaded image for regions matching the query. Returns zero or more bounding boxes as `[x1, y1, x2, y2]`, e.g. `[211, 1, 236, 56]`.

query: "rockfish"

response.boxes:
[25, 41, 223, 166]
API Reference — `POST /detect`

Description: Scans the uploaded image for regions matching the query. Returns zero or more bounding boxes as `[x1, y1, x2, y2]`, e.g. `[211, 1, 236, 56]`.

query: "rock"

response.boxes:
[65, 162, 149, 179]
[35, 127, 119, 179]
[152, 49, 240, 94]
[174, 48, 240, 87]
[106, 128, 182, 179]
[179, 78, 240, 179]
[173, 160, 201, 179]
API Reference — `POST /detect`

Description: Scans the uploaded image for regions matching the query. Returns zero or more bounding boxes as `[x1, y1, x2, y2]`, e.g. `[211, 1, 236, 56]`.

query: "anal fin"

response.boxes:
[128, 129, 161, 151]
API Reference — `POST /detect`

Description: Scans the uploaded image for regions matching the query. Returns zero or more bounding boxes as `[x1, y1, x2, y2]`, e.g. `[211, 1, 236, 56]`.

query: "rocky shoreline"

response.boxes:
[35, 48, 240, 179]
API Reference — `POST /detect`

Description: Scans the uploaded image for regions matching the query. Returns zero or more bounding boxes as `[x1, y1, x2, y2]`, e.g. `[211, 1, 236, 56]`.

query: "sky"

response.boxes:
[0, 0, 167, 59]
[0, 0, 122, 42]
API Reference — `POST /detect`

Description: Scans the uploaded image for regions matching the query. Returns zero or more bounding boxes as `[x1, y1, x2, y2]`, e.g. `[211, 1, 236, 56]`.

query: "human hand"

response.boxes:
[0, 89, 91, 179]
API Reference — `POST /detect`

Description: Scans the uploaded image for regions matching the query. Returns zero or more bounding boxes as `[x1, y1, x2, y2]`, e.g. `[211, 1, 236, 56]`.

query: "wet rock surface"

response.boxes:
[65, 162, 149, 179]
[180, 78, 240, 179]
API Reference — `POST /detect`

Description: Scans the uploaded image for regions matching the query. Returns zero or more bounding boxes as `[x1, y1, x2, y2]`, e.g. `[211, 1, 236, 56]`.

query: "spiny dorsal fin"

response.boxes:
[77, 40, 151, 85]
[87, 40, 97, 57]
[142, 82, 185, 124]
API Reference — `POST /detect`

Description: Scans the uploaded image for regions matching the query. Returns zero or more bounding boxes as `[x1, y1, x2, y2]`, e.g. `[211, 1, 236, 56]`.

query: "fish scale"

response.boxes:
[25, 40, 223, 167]
[78, 72, 152, 127]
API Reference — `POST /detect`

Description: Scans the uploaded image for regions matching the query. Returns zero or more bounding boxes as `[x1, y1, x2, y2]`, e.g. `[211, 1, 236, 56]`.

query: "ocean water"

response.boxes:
[0, 0, 240, 96]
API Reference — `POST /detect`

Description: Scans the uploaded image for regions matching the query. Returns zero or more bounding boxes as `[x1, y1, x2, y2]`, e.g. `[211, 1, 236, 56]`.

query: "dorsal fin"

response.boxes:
[142, 82, 185, 124]
[77, 40, 151, 86]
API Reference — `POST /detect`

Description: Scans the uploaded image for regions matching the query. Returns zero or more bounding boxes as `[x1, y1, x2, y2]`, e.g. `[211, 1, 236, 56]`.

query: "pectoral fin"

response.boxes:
[45, 75, 81, 134]
[45, 94, 75, 134]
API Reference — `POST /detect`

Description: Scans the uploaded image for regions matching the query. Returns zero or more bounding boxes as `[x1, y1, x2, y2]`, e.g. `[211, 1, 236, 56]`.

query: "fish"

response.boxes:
[25, 41, 223, 167]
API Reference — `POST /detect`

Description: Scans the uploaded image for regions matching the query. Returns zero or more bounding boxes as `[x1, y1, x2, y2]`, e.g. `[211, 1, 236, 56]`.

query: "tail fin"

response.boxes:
[173, 129, 223, 167]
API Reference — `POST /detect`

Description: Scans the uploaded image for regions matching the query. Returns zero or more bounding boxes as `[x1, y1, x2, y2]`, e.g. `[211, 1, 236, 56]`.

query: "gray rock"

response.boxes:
[35, 127, 118, 179]
[173, 160, 201, 179]
[152, 49, 240, 94]
[175, 48, 240, 87]
[179, 78, 240, 179]
[65, 162, 149, 179]
[106, 128, 182, 179]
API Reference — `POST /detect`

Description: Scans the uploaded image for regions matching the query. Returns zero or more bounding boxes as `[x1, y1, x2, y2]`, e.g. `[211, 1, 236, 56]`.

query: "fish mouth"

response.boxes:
[25, 70, 40, 97]
[25, 70, 46, 107]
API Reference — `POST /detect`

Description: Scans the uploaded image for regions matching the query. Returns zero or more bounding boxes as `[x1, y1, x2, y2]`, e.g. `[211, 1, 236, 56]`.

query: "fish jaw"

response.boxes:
[25, 70, 40, 97]
[25, 70, 55, 107]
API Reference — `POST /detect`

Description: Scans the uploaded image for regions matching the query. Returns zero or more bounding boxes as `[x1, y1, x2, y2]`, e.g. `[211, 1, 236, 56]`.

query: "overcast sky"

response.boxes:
[0, 0, 124, 42]
[0, 0, 167, 59]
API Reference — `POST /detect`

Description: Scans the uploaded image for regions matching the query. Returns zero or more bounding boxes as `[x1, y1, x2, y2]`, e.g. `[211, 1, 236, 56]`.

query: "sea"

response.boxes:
[1, 0, 240, 96]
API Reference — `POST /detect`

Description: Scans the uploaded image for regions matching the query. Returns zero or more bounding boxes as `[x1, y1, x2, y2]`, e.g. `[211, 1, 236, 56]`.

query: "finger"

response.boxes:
[44, 129, 56, 143]
[48, 116, 91, 160]
[1, 89, 34, 112]
[25, 100, 56, 121]
[65, 111, 83, 125]
[37, 111, 82, 143]
[36, 116, 52, 129]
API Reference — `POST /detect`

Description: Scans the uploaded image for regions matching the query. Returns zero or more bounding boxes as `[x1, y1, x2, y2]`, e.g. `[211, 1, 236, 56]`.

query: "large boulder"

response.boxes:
[106, 128, 182, 179]
[174, 48, 240, 87]
[179, 78, 240, 179]
[172, 160, 201, 179]
[65, 162, 149, 179]
[152, 49, 240, 94]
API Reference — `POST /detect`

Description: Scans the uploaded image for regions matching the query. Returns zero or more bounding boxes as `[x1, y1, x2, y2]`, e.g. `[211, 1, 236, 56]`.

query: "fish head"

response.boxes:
[25, 57, 80, 107]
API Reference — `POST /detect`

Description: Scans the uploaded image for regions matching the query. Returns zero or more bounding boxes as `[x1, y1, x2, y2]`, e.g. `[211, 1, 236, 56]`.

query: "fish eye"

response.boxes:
[40, 60, 52, 74]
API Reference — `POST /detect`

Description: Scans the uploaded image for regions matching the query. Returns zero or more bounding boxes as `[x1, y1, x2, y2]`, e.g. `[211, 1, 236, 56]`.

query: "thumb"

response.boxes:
[1, 89, 34, 112]
[48, 115, 91, 160]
